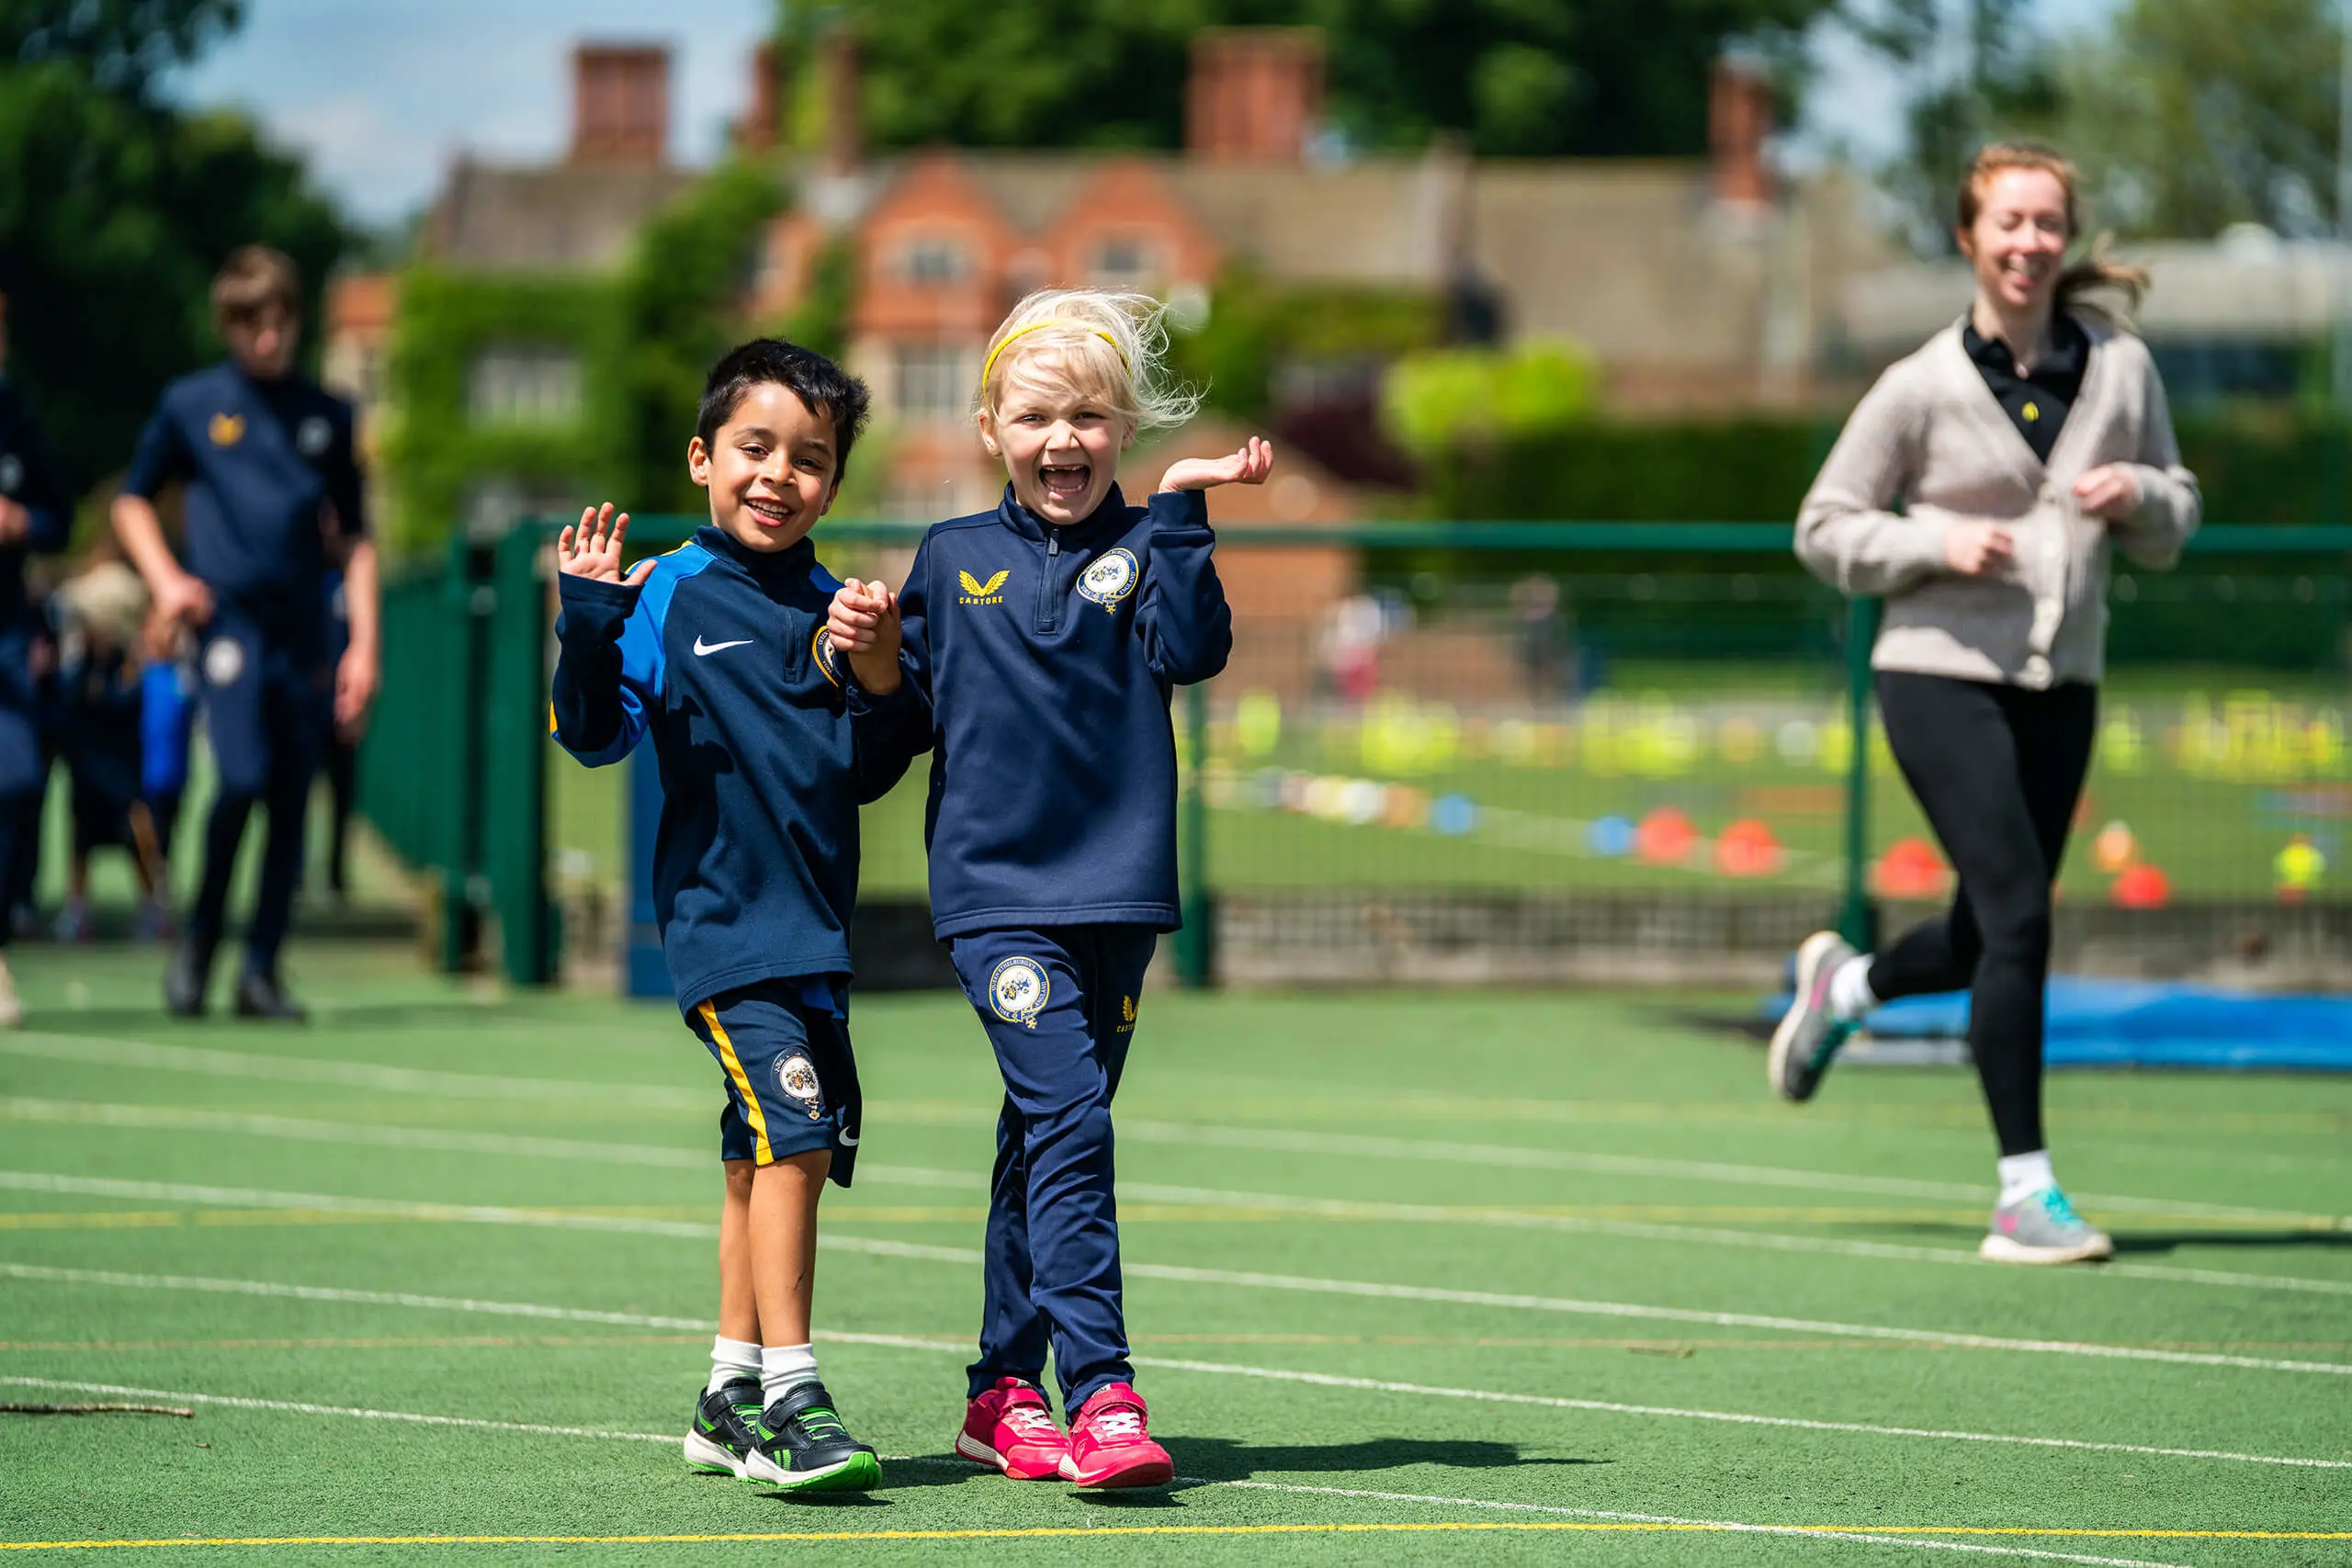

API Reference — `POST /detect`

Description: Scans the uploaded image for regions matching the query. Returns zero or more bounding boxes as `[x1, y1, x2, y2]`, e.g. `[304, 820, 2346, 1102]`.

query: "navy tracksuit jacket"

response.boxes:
[892, 483, 1230, 1411]
[551, 527, 927, 1010]
[121, 361, 368, 972]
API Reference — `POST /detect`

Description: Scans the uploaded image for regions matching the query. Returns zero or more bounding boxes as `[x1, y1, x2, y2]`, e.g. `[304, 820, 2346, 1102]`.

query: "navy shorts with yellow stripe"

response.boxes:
[687, 980, 862, 1186]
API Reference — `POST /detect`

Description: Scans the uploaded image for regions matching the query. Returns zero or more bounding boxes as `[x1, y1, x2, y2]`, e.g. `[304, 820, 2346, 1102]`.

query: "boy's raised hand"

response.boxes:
[559, 503, 654, 587]
[828, 578, 903, 694]
[1158, 435, 1273, 494]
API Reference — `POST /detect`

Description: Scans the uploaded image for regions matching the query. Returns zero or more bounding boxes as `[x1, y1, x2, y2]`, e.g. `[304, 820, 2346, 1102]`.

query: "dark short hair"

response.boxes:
[211, 245, 301, 328]
[696, 338, 872, 482]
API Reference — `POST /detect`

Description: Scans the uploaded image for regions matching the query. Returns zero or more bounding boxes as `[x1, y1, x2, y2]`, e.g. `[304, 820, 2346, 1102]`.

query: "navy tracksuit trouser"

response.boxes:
[189, 609, 324, 976]
[948, 924, 1157, 1415]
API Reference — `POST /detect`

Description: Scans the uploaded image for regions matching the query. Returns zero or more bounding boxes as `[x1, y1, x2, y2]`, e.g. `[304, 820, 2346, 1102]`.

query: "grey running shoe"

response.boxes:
[1981, 1187, 2114, 1265]
[1768, 931, 1860, 1103]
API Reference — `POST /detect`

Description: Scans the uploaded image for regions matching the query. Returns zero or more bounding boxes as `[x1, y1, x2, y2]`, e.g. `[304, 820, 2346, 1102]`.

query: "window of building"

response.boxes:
[1090, 233, 1161, 288]
[895, 344, 972, 420]
[467, 347, 582, 426]
[903, 235, 970, 286]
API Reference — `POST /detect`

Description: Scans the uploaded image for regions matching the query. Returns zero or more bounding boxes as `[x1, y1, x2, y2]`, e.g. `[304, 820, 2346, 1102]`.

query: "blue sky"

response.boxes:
[167, 0, 2124, 229]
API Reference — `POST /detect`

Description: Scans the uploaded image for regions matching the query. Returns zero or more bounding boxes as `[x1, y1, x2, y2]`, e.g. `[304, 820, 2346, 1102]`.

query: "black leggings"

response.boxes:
[1867, 671, 2097, 1157]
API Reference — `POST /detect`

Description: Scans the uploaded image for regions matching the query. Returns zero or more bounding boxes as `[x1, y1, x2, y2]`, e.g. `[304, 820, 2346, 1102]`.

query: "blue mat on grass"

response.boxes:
[1758, 977, 2352, 1071]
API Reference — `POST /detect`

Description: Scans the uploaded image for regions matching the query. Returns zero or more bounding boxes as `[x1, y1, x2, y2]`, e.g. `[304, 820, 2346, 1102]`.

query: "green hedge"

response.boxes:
[1418, 412, 2352, 527]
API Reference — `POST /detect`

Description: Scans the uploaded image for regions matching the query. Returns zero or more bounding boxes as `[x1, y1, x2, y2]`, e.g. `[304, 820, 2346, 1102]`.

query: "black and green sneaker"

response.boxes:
[684, 1378, 763, 1477]
[741, 1381, 881, 1492]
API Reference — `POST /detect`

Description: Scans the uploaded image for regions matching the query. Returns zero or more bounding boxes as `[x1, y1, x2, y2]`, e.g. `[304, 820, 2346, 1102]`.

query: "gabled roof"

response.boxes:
[417, 158, 684, 273]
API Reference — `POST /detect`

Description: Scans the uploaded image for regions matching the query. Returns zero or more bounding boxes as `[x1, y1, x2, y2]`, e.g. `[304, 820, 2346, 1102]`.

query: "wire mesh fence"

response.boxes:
[364, 518, 2352, 989]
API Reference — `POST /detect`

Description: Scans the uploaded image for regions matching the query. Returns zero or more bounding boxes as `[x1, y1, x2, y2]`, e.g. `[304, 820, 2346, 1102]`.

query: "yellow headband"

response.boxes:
[979, 321, 1131, 397]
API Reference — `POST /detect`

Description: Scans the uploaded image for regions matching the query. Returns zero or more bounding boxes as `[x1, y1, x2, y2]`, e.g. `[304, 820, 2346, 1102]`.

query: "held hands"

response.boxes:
[827, 578, 902, 695]
[1944, 521, 2016, 578]
[559, 503, 654, 588]
[1159, 435, 1273, 493]
[152, 565, 215, 627]
[2072, 464, 2143, 521]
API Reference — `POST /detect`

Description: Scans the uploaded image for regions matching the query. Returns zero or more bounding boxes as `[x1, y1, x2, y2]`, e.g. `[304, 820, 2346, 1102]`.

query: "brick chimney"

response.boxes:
[738, 41, 783, 151]
[1188, 28, 1323, 163]
[1710, 56, 1773, 209]
[819, 28, 862, 175]
[571, 43, 669, 165]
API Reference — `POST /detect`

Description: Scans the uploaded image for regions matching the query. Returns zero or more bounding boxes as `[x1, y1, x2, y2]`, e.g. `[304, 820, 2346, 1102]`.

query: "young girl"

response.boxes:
[1773, 143, 2198, 1264]
[828, 288, 1269, 1489]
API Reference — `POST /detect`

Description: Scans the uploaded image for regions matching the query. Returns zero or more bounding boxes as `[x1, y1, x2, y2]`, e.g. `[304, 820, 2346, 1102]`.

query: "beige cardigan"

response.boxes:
[1795, 314, 2200, 687]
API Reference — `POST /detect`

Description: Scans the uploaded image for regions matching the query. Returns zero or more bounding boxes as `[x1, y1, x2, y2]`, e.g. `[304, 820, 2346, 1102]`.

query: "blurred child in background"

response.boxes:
[52, 560, 168, 941]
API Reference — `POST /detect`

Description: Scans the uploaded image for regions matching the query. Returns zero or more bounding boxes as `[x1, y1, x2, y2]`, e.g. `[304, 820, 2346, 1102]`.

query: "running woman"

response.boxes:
[828, 288, 1268, 1487]
[1771, 143, 2199, 1265]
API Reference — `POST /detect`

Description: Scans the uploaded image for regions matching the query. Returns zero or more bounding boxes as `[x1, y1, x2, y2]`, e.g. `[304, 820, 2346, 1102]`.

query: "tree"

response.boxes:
[2, 0, 243, 98]
[812, 0, 1836, 158]
[0, 59, 344, 494]
[2054, 0, 2341, 239]
[1840, 0, 2062, 252]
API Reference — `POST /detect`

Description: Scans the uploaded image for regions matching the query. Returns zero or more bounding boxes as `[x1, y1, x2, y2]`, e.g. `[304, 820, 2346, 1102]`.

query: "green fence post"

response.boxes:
[481, 523, 556, 985]
[1838, 595, 1882, 951]
[441, 530, 485, 974]
[1175, 678, 1213, 987]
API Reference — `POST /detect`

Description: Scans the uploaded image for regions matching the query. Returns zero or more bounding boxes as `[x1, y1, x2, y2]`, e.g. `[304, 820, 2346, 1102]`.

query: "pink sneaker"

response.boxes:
[1060, 1382, 1173, 1489]
[954, 1377, 1069, 1480]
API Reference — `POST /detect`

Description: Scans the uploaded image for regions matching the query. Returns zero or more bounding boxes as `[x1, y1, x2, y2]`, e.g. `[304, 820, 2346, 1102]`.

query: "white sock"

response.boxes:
[760, 1342, 820, 1408]
[1826, 954, 1878, 1021]
[1996, 1150, 2056, 1208]
[707, 1336, 763, 1395]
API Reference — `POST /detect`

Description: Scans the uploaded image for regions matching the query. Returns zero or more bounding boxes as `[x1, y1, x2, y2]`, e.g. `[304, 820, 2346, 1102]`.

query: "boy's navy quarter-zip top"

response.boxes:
[548, 526, 927, 1011]
[898, 484, 1232, 939]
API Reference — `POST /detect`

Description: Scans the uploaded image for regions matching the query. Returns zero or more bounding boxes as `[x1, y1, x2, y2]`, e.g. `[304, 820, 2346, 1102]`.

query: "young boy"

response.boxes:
[828, 288, 1266, 1488]
[0, 289, 72, 1019]
[549, 339, 922, 1493]
[113, 246, 381, 1019]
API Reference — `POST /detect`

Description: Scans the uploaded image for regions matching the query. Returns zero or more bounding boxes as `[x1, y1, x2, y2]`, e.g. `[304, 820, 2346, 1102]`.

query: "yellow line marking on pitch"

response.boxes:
[1, 1524, 2345, 1551]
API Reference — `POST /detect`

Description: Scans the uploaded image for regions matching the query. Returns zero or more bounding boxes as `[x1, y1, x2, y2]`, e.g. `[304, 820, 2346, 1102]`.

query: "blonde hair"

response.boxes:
[1958, 142, 2147, 318]
[975, 288, 1200, 433]
[58, 562, 151, 651]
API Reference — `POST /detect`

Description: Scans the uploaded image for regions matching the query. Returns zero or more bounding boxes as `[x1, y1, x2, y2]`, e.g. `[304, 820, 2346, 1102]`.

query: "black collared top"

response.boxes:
[1962, 311, 2088, 464]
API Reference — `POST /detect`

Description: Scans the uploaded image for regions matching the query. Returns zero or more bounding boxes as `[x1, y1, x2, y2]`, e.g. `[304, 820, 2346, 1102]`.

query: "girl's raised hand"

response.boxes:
[1158, 436, 1273, 493]
[559, 503, 653, 587]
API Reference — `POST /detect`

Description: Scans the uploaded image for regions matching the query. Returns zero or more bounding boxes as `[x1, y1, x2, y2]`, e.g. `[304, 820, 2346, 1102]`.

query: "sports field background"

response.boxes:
[2, 942, 2346, 1562]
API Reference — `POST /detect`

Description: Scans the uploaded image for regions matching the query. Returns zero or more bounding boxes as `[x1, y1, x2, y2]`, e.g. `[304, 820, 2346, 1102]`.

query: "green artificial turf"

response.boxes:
[2, 943, 2346, 1564]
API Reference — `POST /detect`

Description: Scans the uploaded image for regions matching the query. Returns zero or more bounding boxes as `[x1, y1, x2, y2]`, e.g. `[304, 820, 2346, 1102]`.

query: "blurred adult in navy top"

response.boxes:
[113, 247, 382, 1021]
[0, 289, 73, 1021]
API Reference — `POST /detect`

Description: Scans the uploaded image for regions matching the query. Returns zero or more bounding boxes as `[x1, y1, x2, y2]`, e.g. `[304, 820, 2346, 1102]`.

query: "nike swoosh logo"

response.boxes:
[693, 637, 752, 657]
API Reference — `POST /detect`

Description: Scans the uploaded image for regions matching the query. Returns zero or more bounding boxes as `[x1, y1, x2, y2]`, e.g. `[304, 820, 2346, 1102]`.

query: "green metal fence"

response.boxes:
[364, 518, 2352, 989]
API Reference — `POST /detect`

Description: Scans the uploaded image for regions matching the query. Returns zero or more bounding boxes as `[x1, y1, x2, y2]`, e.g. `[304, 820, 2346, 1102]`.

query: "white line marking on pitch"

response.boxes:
[1115, 1120, 2350, 1229]
[823, 1235, 2352, 1378]
[6, 1036, 2336, 1230]
[0, 1034, 711, 1110]
[4, 1264, 2345, 1470]
[6, 1099, 2343, 1299]
[5, 1171, 2345, 1377]
[0, 1377, 2195, 1567]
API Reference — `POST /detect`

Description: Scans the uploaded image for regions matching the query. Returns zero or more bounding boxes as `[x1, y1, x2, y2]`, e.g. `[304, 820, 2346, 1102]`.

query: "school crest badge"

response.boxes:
[988, 956, 1050, 1027]
[296, 415, 334, 457]
[811, 625, 842, 688]
[776, 1054, 825, 1120]
[1076, 548, 1138, 611]
[208, 412, 245, 447]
